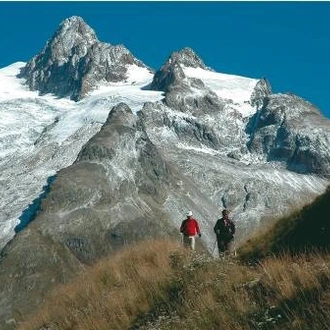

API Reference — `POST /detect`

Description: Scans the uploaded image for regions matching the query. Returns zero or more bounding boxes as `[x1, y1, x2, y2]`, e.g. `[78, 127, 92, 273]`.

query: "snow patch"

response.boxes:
[182, 66, 258, 117]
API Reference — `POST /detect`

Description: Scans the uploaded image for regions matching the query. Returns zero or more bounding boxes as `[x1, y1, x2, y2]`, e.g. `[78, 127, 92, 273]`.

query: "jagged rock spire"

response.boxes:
[251, 78, 272, 108]
[19, 16, 149, 101]
[44, 16, 98, 64]
[150, 47, 209, 92]
[167, 47, 208, 69]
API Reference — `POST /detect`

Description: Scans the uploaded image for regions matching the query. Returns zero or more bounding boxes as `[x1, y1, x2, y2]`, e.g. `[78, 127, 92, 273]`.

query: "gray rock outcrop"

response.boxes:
[149, 47, 209, 92]
[251, 77, 272, 108]
[246, 93, 330, 175]
[18, 16, 151, 100]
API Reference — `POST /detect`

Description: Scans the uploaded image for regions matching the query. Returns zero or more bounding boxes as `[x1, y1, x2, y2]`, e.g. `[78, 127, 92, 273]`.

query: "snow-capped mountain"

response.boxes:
[0, 16, 330, 328]
[18, 16, 152, 101]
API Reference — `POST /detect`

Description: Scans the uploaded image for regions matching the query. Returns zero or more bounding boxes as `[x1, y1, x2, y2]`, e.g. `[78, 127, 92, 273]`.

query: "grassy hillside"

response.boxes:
[17, 248, 330, 329]
[238, 185, 330, 262]
[16, 186, 330, 330]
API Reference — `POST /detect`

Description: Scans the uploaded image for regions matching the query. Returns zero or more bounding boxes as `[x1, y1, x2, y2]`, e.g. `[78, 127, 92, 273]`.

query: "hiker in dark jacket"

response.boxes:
[214, 209, 236, 256]
[180, 211, 201, 250]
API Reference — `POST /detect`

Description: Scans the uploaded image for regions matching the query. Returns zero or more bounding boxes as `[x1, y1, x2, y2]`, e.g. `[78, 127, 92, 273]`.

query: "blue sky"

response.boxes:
[1, 1, 330, 119]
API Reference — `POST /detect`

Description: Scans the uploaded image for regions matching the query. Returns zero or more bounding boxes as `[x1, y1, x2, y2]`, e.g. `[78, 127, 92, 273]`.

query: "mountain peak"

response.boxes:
[41, 16, 98, 66]
[18, 16, 149, 101]
[149, 47, 209, 92]
[168, 47, 208, 69]
[54, 16, 98, 48]
[62, 15, 86, 25]
[60, 15, 90, 29]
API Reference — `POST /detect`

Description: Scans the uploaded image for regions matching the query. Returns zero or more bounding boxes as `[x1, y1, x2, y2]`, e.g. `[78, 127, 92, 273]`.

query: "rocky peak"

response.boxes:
[251, 78, 272, 108]
[246, 93, 330, 176]
[105, 102, 137, 128]
[47, 16, 98, 64]
[59, 15, 96, 38]
[18, 16, 150, 101]
[168, 47, 208, 69]
[150, 47, 208, 92]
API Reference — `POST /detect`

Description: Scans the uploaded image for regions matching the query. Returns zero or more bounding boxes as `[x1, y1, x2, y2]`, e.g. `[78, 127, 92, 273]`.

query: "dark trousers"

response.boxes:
[216, 235, 232, 253]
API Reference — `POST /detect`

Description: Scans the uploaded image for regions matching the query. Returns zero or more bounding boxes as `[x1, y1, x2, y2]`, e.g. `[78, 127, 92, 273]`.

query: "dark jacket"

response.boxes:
[213, 216, 235, 241]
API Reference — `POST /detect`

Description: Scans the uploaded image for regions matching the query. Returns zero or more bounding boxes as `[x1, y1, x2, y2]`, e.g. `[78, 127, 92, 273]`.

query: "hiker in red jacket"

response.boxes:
[180, 211, 201, 250]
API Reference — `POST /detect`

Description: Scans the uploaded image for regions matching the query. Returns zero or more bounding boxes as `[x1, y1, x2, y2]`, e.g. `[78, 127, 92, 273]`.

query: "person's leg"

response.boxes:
[224, 242, 230, 260]
[228, 239, 237, 257]
[227, 239, 232, 253]
[183, 235, 190, 249]
[217, 236, 224, 253]
[189, 236, 195, 250]
[223, 240, 237, 260]
[217, 238, 226, 259]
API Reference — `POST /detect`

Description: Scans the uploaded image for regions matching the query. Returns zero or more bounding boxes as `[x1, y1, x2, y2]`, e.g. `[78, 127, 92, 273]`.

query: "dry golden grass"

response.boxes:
[255, 253, 330, 330]
[18, 239, 184, 330]
[17, 238, 330, 330]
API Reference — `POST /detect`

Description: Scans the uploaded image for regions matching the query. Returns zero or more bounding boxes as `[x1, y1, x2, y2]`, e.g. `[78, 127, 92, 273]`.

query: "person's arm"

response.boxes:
[213, 221, 218, 233]
[214, 220, 221, 234]
[180, 221, 184, 233]
[195, 220, 201, 236]
[231, 221, 236, 235]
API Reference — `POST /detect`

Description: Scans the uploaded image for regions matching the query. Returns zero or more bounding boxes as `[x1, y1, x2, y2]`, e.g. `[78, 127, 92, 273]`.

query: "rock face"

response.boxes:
[0, 103, 180, 328]
[36, 102, 178, 257]
[18, 16, 151, 100]
[150, 47, 209, 92]
[1, 16, 330, 329]
[247, 93, 330, 175]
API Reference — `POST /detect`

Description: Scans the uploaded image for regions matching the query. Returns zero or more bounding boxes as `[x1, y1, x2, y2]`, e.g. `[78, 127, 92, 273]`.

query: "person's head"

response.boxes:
[222, 209, 229, 216]
[186, 211, 193, 218]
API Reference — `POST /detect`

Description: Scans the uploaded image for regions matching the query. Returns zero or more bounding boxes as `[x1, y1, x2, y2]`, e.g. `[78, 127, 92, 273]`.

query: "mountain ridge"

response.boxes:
[0, 15, 330, 329]
[18, 16, 152, 101]
[1, 15, 329, 251]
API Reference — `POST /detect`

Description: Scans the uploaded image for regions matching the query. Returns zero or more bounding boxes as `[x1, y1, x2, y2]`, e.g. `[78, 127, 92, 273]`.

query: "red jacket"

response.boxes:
[180, 217, 201, 236]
